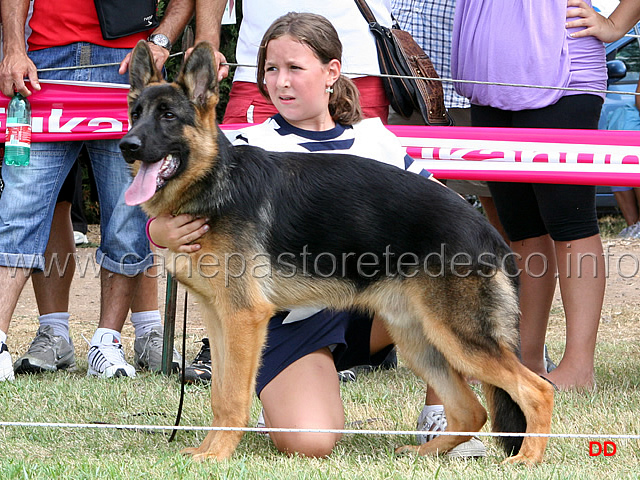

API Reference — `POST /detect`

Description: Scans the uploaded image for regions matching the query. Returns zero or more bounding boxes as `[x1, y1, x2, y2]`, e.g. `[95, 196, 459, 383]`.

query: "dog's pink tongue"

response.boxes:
[125, 161, 163, 206]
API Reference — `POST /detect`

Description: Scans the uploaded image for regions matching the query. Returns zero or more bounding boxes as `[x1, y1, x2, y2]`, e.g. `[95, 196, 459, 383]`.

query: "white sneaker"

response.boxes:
[255, 409, 268, 435]
[416, 406, 487, 458]
[0, 342, 15, 382]
[74, 231, 88, 245]
[618, 221, 640, 239]
[256, 409, 266, 428]
[87, 333, 136, 378]
[446, 437, 487, 458]
[416, 406, 448, 444]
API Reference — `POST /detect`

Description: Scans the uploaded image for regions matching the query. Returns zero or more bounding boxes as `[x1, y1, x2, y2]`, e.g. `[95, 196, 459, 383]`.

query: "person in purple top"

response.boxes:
[451, 0, 612, 391]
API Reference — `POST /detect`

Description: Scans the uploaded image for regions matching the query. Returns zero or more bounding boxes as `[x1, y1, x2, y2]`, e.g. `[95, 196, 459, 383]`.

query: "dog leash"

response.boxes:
[168, 289, 189, 443]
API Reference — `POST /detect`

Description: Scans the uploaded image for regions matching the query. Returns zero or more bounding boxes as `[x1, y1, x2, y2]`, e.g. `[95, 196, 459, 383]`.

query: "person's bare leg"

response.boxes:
[260, 348, 344, 457]
[545, 235, 604, 390]
[0, 267, 30, 336]
[98, 270, 141, 331]
[613, 190, 640, 226]
[513, 234, 558, 376]
[32, 202, 75, 315]
[369, 315, 394, 354]
[130, 267, 158, 313]
[634, 188, 640, 220]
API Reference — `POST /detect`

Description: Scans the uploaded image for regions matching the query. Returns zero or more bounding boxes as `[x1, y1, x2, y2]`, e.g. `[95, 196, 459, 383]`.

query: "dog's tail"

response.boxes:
[485, 384, 526, 456]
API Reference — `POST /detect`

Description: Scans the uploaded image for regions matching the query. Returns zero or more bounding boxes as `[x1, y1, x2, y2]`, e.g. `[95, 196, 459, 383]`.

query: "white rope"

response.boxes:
[17, 33, 640, 447]
[1, 420, 639, 440]
[224, 63, 640, 98]
[33, 53, 640, 98]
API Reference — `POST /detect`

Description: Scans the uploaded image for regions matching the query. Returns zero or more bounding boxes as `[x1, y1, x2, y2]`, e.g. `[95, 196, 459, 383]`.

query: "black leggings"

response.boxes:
[472, 94, 603, 242]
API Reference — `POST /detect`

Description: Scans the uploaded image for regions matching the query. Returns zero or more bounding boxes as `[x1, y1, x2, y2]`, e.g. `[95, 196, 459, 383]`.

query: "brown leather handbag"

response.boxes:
[354, 0, 452, 125]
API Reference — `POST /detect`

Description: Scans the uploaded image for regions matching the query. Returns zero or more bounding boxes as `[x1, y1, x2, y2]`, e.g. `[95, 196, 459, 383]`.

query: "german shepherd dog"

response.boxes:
[120, 41, 553, 463]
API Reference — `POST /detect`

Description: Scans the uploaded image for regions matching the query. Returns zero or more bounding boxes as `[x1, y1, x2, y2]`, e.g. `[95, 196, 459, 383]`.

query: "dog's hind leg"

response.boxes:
[418, 336, 553, 464]
[477, 349, 554, 465]
[384, 321, 487, 456]
[395, 273, 553, 464]
[182, 298, 274, 461]
[406, 331, 553, 463]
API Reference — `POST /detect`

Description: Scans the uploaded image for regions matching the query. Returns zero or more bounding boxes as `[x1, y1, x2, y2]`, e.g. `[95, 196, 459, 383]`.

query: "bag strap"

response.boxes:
[354, 0, 378, 25]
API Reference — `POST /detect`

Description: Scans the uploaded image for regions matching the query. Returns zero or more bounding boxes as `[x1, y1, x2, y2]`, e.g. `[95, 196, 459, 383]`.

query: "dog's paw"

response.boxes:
[181, 447, 226, 462]
[181, 446, 200, 457]
[395, 444, 420, 455]
[501, 453, 537, 466]
[181, 441, 238, 461]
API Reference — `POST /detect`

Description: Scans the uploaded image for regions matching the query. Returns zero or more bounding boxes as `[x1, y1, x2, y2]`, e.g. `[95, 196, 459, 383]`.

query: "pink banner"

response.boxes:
[223, 123, 640, 187]
[1, 81, 637, 186]
[0, 80, 129, 141]
[386, 125, 640, 187]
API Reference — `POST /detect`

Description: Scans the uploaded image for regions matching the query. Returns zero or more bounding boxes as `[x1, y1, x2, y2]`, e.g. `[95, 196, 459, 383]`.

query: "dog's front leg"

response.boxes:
[182, 302, 273, 461]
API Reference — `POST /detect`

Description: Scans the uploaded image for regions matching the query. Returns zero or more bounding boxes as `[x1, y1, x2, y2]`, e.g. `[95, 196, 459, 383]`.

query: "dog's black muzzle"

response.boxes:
[119, 135, 143, 164]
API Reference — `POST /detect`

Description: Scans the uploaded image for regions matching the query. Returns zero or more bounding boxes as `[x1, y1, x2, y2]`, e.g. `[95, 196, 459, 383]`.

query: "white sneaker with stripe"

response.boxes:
[87, 332, 136, 378]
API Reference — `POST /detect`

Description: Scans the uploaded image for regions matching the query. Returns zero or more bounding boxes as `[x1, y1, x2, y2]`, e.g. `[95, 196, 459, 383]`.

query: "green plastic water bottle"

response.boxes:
[4, 92, 32, 166]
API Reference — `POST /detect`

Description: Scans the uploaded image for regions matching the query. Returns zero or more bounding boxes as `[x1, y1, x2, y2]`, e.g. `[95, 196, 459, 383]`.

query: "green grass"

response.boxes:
[1, 214, 638, 478]
[598, 214, 627, 238]
[1, 341, 639, 479]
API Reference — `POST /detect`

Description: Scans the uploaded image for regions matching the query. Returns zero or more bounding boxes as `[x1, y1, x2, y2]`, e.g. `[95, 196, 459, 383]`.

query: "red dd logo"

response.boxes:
[589, 441, 617, 456]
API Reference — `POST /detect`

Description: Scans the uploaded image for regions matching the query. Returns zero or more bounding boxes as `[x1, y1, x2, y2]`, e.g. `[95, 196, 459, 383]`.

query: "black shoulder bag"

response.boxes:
[94, 0, 159, 40]
[354, 0, 451, 125]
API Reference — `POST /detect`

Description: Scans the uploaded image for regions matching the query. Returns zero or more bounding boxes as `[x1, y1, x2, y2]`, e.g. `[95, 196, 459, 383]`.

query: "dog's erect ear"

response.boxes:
[128, 40, 163, 99]
[176, 42, 219, 108]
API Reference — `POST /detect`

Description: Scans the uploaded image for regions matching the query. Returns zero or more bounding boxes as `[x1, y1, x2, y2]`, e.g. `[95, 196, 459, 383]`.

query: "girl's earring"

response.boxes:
[325, 85, 334, 94]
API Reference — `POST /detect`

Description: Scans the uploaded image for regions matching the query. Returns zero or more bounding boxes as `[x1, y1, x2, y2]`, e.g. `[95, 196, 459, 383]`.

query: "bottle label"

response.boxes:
[5, 122, 32, 148]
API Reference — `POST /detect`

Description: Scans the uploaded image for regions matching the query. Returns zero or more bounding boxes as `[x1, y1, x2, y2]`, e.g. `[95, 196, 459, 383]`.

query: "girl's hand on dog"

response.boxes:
[148, 214, 209, 253]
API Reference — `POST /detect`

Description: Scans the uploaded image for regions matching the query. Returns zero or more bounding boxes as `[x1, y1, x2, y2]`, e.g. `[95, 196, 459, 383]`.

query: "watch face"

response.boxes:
[150, 34, 170, 49]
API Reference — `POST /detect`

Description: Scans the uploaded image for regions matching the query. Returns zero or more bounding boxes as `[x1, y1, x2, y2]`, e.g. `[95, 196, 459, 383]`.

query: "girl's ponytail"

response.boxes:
[328, 75, 363, 125]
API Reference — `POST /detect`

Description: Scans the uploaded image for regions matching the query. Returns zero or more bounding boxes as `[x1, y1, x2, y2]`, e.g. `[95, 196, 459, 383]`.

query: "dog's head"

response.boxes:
[120, 40, 220, 213]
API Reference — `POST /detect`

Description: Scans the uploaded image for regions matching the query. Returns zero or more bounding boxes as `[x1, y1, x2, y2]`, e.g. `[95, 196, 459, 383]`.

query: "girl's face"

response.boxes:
[263, 35, 340, 131]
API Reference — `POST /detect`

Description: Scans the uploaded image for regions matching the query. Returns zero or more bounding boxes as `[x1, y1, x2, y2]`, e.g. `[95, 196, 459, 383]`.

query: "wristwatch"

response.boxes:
[148, 33, 172, 52]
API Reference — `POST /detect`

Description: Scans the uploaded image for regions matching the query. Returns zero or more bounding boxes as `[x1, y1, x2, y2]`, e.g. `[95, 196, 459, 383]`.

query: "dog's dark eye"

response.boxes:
[162, 112, 176, 120]
[131, 111, 140, 121]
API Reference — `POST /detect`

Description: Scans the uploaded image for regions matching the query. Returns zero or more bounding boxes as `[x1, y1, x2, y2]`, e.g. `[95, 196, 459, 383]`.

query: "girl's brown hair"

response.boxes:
[256, 12, 363, 126]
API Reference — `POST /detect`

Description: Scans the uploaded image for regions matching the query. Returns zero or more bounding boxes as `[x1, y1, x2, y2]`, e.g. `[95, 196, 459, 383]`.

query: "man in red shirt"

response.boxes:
[0, 0, 191, 380]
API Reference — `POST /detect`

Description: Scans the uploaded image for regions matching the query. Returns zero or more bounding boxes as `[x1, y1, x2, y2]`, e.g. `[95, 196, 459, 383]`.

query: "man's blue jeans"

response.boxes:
[0, 43, 151, 275]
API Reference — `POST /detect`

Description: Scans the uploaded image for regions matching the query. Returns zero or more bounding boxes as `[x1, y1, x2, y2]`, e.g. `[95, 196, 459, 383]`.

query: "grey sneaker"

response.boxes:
[87, 333, 136, 378]
[13, 325, 77, 374]
[416, 406, 487, 458]
[134, 326, 181, 373]
[1, 342, 15, 381]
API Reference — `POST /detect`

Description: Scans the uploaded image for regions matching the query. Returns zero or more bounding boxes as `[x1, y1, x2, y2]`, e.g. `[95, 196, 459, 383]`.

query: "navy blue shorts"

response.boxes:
[255, 310, 394, 397]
